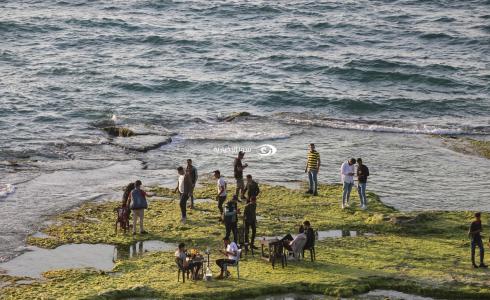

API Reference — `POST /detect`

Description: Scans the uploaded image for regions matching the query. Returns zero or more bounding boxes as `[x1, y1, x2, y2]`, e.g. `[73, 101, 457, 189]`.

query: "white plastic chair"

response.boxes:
[224, 249, 242, 279]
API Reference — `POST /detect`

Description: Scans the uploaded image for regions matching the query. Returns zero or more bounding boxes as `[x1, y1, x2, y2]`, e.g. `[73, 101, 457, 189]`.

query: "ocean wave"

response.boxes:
[0, 20, 62, 34]
[112, 80, 193, 93]
[344, 59, 459, 73]
[64, 18, 140, 32]
[140, 35, 212, 47]
[434, 17, 457, 23]
[112, 78, 248, 95]
[420, 32, 455, 40]
[256, 90, 489, 116]
[325, 66, 463, 87]
[180, 121, 304, 142]
[197, 2, 284, 17]
[273, 112, 490, 135]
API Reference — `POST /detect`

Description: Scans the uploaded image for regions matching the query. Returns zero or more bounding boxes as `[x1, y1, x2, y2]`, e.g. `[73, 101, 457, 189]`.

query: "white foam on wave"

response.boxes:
[0, 184, 16, 198]
[281, 115, 486, 136]
[180, 122, 303, 141]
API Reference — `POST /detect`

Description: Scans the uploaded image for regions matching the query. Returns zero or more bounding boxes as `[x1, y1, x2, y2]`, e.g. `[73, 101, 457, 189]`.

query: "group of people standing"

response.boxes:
[213, 151, 260, 250]
[172, 151, 260, 251]
[121, 144, 487, 273]
[173, 151, 260, 279]
[305, 143, 370, 209]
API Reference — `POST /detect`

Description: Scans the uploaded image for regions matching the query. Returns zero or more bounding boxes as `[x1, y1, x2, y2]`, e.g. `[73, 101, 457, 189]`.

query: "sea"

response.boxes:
[1, 0, 489, 260]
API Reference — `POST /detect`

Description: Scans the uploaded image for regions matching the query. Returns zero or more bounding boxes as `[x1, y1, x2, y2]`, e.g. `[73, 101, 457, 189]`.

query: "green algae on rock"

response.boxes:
[102, 126, 135, 137]
[440, 136, 490, 160]
[2, 184, 490, 299]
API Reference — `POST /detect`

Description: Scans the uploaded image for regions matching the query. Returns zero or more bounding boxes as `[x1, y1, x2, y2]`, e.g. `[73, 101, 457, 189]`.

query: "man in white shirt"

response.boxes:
[174, 166, 192, 224]
[340, 158, 356, 209]
[214, 170, 227, 219]
[215, 237, 238, 279]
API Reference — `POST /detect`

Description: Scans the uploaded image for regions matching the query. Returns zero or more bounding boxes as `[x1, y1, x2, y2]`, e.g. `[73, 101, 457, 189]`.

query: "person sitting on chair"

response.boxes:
[281, 225, 307, 258]
[175, 243, 201, 280]
[215, 237, 238, 279]
[303, 220, 315, 249]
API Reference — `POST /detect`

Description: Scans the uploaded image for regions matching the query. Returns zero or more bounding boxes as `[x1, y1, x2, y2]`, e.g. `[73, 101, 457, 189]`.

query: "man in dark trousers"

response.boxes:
[234, 151, 248, 201]
[244, 174, 260, 203]
[356, 158, 370, 210]
[186, 159, 198, 209]
[469, 212, 488, 268]
[244, 197, 258, 250]
[223, 196, 239, 244]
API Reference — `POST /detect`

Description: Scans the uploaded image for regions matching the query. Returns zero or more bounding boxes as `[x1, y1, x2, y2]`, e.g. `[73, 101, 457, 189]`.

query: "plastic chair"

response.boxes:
[224, 249, 242, 279]
[176, 258, 190, 283]
[302, 235, 316, 262]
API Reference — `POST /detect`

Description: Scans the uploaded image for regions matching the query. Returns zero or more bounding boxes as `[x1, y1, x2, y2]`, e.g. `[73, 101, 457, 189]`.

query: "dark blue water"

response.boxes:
[0, 0, 489, 260]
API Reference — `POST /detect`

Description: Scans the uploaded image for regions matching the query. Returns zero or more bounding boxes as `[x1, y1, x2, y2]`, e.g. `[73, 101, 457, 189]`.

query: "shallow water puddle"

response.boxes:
[317, 230, 358, 240]
[247, 294, 324, 300]
[257, 230, 374, 242]
[359, 289, 436, 300]
[316, 230, 375, 241]
[246, 290, 436, 299]
[193, 198, 214, 204]
[114, 240, 175, 260]
[0, 240, 176, 278]
[31, 232, 52, 239]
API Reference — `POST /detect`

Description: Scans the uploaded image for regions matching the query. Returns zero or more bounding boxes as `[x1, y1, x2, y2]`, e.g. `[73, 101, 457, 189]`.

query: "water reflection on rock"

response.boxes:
[113, 240, 175, 261]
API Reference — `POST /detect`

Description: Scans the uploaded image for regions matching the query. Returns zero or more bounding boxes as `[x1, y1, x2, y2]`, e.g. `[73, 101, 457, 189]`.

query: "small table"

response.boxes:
[259, 238, 287, 269]
[188, 256, 206, 280]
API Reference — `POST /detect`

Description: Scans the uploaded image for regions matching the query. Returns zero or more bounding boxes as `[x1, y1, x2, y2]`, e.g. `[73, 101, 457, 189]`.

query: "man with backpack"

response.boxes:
[130, 180, 148, 235]
[223, 196, 239, 244]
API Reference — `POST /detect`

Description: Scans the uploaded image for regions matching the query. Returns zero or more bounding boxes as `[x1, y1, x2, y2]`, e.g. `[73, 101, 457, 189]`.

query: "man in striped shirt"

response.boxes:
[305, 143, 321, 196]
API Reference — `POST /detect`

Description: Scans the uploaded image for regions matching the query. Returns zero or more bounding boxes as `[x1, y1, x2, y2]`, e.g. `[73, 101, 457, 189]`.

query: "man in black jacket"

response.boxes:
[469, 212, 488, 268]
[186, 159, 198, 209]
[244, 174, 260, 203]
[244, 197, 258, 250]
[356, 158, 370, 210]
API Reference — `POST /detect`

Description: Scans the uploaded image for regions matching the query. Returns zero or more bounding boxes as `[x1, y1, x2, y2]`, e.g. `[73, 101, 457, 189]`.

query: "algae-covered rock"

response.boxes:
[4, 184, 490, 299]
[390, 213, 434, 225]
[110, 135, 172, 152]
[440, 136, 490, 159]
[218, 111, 251, 122]
[102, 126, 135, 137]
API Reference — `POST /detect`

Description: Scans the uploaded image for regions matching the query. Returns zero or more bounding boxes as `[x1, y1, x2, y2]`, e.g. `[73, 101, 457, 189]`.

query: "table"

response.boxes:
[187, 256, 207, 280]
[259, 238, 287, 269]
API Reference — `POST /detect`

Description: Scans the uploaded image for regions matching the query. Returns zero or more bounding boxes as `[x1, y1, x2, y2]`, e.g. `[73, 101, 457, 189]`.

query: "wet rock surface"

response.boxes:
[110, 135, 172, 152]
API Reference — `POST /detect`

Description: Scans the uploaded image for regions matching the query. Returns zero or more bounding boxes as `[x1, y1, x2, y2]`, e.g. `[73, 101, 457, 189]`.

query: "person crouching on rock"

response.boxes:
[129, 180, 148, 235]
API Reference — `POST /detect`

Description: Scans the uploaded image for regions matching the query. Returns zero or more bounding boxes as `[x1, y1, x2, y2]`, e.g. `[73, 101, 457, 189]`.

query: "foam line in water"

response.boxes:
[0, 184, 16, 198]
